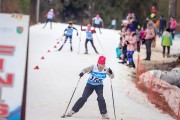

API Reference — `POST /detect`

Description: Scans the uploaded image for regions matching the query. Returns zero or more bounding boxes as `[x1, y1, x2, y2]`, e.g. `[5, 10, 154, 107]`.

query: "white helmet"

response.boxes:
[50, 9, 53, 12]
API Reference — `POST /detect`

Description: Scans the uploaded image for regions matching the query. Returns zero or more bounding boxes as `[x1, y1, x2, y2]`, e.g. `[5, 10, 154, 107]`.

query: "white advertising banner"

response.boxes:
[0, 13, 29, 120]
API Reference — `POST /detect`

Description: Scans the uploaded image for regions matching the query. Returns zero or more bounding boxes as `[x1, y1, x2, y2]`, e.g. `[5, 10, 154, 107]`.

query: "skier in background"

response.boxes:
[109, 19, 116, 29]
[81, 24, 99, 54]
[66, 56, 114, 119]
[92, 14, 104, 34]
[43, 8, 55, 29]
[58, 21, 78, 52]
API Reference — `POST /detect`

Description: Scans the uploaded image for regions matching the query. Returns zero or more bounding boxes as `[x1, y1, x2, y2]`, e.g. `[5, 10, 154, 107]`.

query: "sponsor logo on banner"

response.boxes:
[16, 26, 24, 34]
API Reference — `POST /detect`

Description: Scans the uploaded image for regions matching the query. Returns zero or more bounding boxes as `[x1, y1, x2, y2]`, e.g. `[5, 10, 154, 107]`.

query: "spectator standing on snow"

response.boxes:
[150, 5, 157, 19]
[161, 28, 172, 58]
[66, 56, 114, 119]
[119, 30, 128, 64]
[126, 19, 136, 32]
[135, 25, 142, 53]
[143, 17, 150, 30]
[144, 22, 156, 61]
[169, 17, 177, 40]
[124, 28, 136, 68]
[119, 27, 126, 41]
[116, 41, 123, 60]
[159, 15, 167, 37]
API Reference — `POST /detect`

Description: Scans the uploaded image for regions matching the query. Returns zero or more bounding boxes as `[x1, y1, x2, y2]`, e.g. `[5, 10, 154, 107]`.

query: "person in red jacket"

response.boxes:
[81, 24, 99, 54]
[150, 5, 157, 19]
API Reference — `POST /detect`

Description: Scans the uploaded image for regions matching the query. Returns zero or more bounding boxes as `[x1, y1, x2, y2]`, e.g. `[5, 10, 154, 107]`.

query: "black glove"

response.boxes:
[79, 72, 84, 78]
[126, 41, 129, 45]
[94, 29, 96, 33]
[142, 39, 145, 44]
[108, 68, 113, 74]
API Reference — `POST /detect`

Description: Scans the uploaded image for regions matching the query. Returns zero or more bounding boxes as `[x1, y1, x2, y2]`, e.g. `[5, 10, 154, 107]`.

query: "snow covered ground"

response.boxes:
[26, 23, 174, 120]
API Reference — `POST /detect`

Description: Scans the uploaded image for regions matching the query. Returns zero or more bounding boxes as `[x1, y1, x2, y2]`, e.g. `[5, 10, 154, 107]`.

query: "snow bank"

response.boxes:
[139, 71, 180, 115]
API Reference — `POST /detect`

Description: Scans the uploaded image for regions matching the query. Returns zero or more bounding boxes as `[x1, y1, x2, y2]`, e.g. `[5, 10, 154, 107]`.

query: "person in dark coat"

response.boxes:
[159, 15, 167, 37]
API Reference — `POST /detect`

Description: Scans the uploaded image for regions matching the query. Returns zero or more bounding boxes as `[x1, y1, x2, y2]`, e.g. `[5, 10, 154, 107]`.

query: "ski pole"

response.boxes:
[95, 33, 105, 54]
[60, 35, 64, 41]
[110, 79, 116, 119]
[56, 33, 64, 41]
[77, 30, 82, 54]
[61, 77, 81, 118]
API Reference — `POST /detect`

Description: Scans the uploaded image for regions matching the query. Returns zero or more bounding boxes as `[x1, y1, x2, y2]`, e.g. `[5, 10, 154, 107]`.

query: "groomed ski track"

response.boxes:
[26, 23, 174, 120]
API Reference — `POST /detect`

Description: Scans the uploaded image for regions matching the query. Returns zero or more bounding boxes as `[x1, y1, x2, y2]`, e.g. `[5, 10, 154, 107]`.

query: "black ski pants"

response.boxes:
[163, 46, 170, 55]
[85, 39, 98, 53]
[43, 18, 53, 29]
[145, 39, 153, 60]
[72, 83, 107, 114]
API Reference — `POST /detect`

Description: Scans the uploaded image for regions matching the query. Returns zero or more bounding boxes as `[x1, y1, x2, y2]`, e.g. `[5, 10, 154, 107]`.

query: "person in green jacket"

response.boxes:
[161, 28, 172, 58]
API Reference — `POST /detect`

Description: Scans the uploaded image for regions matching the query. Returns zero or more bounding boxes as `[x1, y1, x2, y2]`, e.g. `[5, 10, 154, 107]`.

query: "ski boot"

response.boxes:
[95, 51, 99, 54]
[70, 46, 73, 52]
[84, 50, 88, 54]
[129, 64, 134, 68]
[66, 110, 75, 117]
[167, 54, 171, 58]
[118, 59, 123, 63]
[102, 113, 110, 119]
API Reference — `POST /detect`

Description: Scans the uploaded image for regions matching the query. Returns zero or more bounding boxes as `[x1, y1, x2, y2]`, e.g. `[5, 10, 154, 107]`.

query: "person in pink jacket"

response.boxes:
[123, 28, 136, 68]
[169, 17, 177, 40]
[144, 22, 155, 61]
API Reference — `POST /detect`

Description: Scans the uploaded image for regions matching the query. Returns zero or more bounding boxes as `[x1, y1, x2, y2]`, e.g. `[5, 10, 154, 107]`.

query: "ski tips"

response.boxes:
[61, 115, 66, 118]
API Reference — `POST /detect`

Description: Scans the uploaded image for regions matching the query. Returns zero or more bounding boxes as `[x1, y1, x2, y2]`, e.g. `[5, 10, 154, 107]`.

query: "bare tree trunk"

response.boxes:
[0, 0, 5, 12]
[169, 0, 177, 17]
[30, 0, 37, 24]
[3, 0, 6, 12]
[0, 0, 1, 12]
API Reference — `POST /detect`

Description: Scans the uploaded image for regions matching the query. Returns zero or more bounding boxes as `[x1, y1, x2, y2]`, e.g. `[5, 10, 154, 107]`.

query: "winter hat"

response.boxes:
[96, 14, 100, 18]
[50, 9, 53, 12]
[98, 56, 106, 65]
[127, 28, 132, 32]
[68, 21, 73, 24]
[147, 22, 153, 26]
[87, 24, 91, 29]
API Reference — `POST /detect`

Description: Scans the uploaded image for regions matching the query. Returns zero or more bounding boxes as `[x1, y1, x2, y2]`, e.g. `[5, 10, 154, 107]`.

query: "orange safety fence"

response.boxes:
[178, 101, 180, 120]
[136, 54, 180, 120]
[178, 102, 180, 120]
